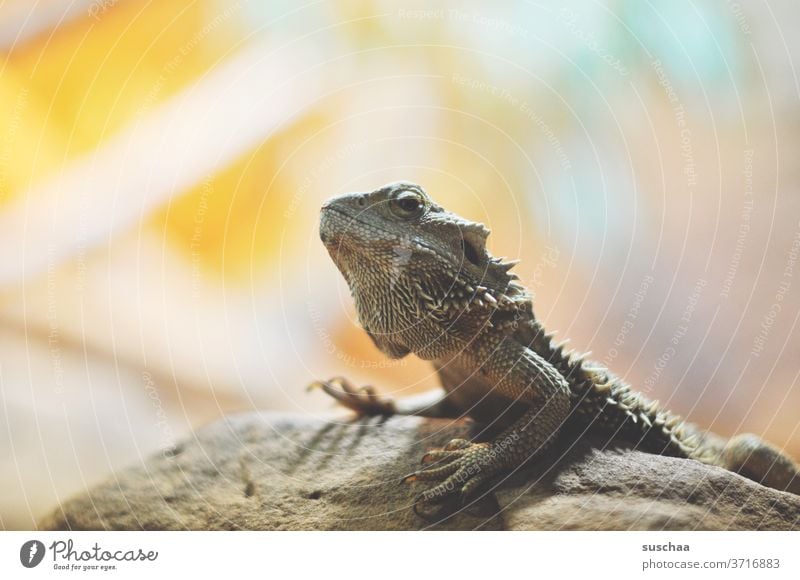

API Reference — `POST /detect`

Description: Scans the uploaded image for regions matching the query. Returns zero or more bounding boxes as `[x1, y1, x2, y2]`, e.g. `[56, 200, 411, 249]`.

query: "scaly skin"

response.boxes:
[312, 181, 800, 516]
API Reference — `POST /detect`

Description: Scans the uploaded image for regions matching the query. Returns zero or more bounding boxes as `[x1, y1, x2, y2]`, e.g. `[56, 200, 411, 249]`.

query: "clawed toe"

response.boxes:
[405, 440, 502, 516]
[405, 460, 462, 483]
[420, 438, 472, 464]
[308, 377, 395, 416]
[421, 448, 463, 465]
[443, 438, 470, 451]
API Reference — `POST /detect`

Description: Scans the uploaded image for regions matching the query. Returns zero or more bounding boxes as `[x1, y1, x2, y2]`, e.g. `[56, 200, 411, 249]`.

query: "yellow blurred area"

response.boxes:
[0, 67, 64, 198]
[0, 0, 244, 202]
[156, 114, 335, 278]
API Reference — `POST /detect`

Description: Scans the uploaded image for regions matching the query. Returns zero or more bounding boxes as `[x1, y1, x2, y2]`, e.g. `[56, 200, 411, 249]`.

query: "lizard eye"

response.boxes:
[389, 191, 426, 219]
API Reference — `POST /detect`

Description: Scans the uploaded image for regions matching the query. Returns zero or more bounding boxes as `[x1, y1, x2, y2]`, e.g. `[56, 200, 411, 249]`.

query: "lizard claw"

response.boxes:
[443, 438, 471, 451]
[405, 439, 503, 515]
[308, 376, 396, 417]
[420, 438, 472, 464]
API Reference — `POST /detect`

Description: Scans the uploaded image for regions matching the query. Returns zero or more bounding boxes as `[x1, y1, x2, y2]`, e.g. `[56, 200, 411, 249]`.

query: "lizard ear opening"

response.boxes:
[457, 220, 491, 268]
[461, 238, 482, 266]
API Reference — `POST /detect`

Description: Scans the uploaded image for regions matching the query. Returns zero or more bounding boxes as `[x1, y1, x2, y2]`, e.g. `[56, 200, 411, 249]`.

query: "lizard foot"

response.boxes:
[308, 376, 396, 417]
[404, 439, 504, 518]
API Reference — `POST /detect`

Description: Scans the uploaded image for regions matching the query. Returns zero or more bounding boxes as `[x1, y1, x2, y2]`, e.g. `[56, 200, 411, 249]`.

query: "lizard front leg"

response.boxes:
[309, 377, 461, 418]
[404, 333, 571, 517]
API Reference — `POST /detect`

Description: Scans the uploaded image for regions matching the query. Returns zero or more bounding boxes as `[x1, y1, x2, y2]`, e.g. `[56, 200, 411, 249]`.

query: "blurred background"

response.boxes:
[1, 0, 799, 529]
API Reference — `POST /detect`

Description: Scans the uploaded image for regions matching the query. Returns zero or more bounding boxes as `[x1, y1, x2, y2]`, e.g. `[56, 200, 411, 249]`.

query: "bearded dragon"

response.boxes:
[312, 181, 800, 516]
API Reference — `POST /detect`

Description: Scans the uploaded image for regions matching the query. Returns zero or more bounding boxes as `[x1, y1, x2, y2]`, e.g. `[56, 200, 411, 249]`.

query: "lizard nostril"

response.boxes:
[357, 196, 366, 207]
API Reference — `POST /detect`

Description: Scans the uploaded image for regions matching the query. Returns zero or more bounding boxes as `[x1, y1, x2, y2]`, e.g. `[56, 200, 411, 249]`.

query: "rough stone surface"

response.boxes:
[41, 412, 800, 531]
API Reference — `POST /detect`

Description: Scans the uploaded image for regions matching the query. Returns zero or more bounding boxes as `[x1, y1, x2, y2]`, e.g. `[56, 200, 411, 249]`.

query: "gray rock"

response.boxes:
[41, 412, 800, 530]
[496, 441, 800, 530]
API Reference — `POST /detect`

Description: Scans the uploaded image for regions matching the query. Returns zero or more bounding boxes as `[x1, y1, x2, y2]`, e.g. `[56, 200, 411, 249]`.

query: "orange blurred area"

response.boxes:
[1, 0, 799, 528]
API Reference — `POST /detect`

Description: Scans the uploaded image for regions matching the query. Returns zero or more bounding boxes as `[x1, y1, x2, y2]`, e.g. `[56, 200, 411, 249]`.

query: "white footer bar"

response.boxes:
[1, 531, 797, 578]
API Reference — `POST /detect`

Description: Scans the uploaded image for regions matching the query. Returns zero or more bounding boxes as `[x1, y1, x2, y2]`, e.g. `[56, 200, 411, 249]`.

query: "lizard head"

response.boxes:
[319, 181, 529, 355]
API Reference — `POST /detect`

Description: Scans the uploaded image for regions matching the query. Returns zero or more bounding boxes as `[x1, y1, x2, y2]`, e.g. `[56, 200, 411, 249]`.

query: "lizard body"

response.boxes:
[314, 181, 800, 516]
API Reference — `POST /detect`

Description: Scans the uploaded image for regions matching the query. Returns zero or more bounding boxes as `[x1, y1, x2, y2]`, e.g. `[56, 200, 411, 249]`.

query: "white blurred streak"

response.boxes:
[0, 61, 444, 398]
[0, 324, 191, 530]
[0, 0, 98, 49]
[0, 38, 316, 288]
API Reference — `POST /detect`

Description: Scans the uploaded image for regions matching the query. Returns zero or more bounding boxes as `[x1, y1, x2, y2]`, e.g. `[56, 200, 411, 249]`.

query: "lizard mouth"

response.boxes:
[318, 205, 359, 247]
[320, 205, 479, 272]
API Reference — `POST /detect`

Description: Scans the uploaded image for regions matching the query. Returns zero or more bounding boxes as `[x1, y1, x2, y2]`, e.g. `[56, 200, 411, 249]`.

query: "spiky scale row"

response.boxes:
[519, 318, 704, 459]
[413, 263, 528, 318]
